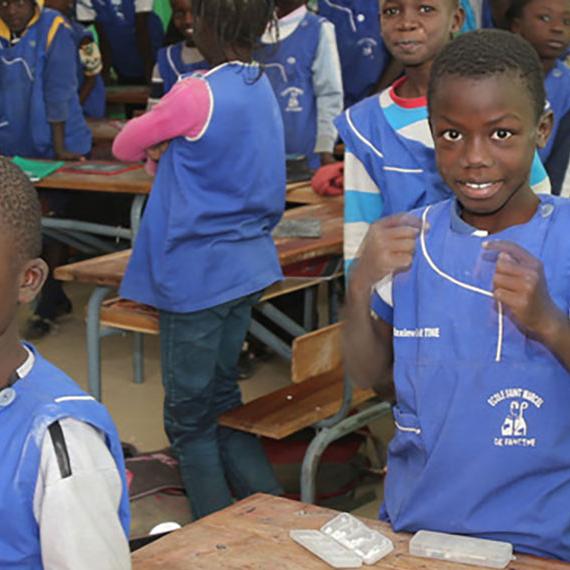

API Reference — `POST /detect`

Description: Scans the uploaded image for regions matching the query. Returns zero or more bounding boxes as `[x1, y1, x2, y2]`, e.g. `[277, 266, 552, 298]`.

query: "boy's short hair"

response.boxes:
[428, 29, 546, 122]
[0, 158, 42, 263]
[505, 0, 533, 25]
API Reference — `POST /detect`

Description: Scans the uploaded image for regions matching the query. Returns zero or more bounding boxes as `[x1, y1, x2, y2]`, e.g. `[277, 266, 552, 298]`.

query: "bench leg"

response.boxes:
[87, 286, 112, 401]
[328, 278, 340, 324]
[133, 333, 145, 384]
[130, 195, 146, 243]
[303, 286, 317, 331]
[300, 400, 392, 504]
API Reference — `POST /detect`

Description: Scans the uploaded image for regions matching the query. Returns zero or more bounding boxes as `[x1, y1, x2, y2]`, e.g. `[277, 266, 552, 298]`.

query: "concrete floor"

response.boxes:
[25, 281, 393, 535]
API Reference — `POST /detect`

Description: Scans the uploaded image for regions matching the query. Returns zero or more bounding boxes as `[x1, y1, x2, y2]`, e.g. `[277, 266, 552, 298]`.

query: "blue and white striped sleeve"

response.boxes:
[531, 151, 552, 195]
[370, 274, 394, 324]
[344, 150, 384, 276]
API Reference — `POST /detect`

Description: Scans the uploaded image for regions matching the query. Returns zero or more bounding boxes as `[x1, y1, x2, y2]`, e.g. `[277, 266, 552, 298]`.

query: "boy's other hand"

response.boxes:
[146, 142, 169, 162]
[486, 240, 563, 339]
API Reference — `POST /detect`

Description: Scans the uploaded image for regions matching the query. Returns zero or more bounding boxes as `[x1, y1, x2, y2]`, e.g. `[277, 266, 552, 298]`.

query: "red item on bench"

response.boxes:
[311, 162, 344, 197]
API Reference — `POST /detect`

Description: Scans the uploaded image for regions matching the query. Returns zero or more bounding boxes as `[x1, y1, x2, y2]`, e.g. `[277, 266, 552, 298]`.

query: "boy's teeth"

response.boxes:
[465, 182, 493, 189]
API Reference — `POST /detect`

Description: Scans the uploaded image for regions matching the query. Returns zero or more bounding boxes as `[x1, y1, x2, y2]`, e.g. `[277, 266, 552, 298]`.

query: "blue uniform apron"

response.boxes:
[0, 9, 91, 157]
[317, 0, 388, 107]
[0, 345, 130, 569]
[256, 12, 322, 169]
[87, 0, 164, 79]
[69, 19, 105, 119]
[541, 60, 570, 162]
[383, 196, 570, 560]
[336, 93, 452, 218]
[156, 42, 207, 94]
[120, 63, 286, 313]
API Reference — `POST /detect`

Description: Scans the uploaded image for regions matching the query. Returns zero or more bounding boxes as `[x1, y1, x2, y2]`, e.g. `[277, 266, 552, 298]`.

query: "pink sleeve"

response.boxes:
[112, 77, 212, 162]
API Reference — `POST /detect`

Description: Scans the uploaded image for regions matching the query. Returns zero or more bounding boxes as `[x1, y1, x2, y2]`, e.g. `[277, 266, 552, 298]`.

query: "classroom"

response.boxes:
[0, 0, 569, 568]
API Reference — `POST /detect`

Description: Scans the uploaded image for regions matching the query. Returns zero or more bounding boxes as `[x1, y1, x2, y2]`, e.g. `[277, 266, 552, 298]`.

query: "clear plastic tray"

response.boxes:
[409, 530, 514, 569]
[290, 529, 363, 568]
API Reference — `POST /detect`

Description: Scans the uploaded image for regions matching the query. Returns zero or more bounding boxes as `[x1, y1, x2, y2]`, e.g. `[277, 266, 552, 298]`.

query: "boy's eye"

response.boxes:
[442, 130, 462, 142]
[491, 129, 513, 141]
[419, 5, 435, 14]
[383, 7, 399, 16]
[539, 14, 551, 22]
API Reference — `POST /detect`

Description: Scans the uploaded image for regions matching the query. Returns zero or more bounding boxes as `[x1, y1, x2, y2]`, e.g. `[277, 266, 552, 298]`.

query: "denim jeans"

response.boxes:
[159, 291, 282, 519]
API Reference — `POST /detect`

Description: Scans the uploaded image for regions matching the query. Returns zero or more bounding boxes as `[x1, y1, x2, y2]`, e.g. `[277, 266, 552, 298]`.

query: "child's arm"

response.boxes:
[78, 36, 103, 105]
[44, 26, 86, 161]
[344, 214, 423, 392]
[486, 240, 570, 371]
[545, 111, 570, 196]
[134, 0, 156, 82]
[312, 20, 343, 165]
[112, 77, 211, 163]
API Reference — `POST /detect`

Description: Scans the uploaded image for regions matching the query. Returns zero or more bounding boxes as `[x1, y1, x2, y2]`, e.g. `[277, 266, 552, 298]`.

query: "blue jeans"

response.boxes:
[159, 292, 282, 519]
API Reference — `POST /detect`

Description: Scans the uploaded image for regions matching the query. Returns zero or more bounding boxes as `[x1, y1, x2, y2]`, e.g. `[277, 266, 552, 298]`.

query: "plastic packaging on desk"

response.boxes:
[409, 530, 514, 569]
[290, 512, 394, 568]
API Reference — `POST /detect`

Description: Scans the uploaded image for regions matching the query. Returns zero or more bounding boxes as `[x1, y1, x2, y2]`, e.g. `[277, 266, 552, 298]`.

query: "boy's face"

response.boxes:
[380, 0, 463, 68]
[511, 0, 570, 63]
[430, 74, 551, 223]
[171, 0, 194, 46]
[0, 0, 35, 34]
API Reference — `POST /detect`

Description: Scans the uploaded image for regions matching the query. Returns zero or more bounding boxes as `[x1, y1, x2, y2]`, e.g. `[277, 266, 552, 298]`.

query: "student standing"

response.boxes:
[256, 0, 343, 169]
[113, 0, 284, 520]
[345, 30, 570, 560]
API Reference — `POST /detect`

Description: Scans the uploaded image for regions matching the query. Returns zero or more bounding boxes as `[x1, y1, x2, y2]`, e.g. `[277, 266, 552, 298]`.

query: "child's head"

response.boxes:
[170, 0, 194, 47]
[379, 0, 464, 70]
[0, 159, 47, 336]
[44, 0, 73, 18]
[275, 1, 305, 18]
[191, 0, 276, 64]
[428, 30, 552, 224]
[508, 0, 570, 66]
[0, 0, 36, 34]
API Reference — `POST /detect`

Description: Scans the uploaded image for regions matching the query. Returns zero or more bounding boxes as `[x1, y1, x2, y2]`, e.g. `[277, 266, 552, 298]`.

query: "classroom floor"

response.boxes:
[22, 281, 393, 537]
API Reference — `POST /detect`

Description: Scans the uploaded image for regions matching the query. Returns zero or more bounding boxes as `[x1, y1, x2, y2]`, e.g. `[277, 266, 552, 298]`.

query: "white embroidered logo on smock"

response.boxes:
[282, 87, 304, 112]
[488, 388, 544, 448]
[393, 327, 440, 338]
[357, 37, 378, 58]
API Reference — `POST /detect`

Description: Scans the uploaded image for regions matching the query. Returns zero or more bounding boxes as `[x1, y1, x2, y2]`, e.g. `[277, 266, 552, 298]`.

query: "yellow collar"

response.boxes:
[0, 4, 42, 42]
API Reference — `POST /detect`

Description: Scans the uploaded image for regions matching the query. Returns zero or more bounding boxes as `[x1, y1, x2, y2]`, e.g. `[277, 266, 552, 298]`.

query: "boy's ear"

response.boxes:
[18, 258, 48, 305]
[536, 109, 554, 149]
[451, 6, 465, 36]
[510, 18, 521, 34]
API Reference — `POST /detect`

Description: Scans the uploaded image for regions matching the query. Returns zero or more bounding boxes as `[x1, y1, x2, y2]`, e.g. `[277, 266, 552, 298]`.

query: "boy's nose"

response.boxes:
[396, 9, 419, 30]
[462, 138, 493, 168]
[184, 11, 193, 26]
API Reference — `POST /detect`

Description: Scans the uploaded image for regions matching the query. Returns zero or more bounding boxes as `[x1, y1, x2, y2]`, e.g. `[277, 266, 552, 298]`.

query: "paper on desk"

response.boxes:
[273, 219, 321, 239]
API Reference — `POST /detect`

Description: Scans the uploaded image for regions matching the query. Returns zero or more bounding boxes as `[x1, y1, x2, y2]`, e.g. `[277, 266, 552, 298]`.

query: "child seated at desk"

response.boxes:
[345, 29, 570, 560]
[508, 0, 570, 195]
[0, 158, 130, 569]
[45, 0, 106, 119]
[0, 0, 92, 159]
[113, 0, 284, 520]
[256, 0, 344, 169]
[148, 0, 206, 107]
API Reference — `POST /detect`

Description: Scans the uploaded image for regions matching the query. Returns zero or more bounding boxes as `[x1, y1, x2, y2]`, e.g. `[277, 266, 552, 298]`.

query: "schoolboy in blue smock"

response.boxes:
[509, 0, 570, 195]
[0, 159, 130, 569]
[315, 0, 389, 107]
[0, 0, 91, 159]
[76, 0, 164, 82]
[256, 0, 343, 169]
[345, 29, 570, 561]
[45, 0, 105, 118]
[113, 0, 284, 520]
[338, 0, 551, 276]
[148, 0, 206, 106]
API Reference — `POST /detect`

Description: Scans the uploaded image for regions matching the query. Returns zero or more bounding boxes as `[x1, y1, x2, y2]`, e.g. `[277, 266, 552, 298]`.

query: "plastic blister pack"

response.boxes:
[290, 513, 394, 568]
[409, 530, 514, 569]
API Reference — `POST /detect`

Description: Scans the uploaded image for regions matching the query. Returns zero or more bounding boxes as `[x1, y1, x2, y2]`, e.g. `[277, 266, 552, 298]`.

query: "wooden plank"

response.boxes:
[132, 493, 569, 569]
[291, 322, 343, 384]
[106, 85, 150, 105]
[287, 182, 343, 206]
[54, 202, 343, 286]
[218, 369, 374, 439]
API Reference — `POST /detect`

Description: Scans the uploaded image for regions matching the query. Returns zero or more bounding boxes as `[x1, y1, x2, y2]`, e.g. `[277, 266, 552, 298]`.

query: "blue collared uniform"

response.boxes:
[120, 63, 286, 312]
[0, 345, 130, 568]
[317, 0, 388, 107]
[256, 11, 323, 169]
[0, 9, 91, 157]
[542, 60, 570, 162]
[156, 42, 207, 94]
[371, 195, 570, 561]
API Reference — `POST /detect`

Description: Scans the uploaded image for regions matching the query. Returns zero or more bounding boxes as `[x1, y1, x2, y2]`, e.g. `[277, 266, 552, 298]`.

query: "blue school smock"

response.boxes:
[156, 42, 207, 94]
[120, 63, 286, 313]
[85, 0, 163, 79]
[69, 19, 105, 119]
[372, 195, 570, 560]
[256, 12, 323, 169]
[0, 345, 130, 569]
[541, 60, 570, 162]
[0, 9, 92, 158]
[317, 0, 389, 107]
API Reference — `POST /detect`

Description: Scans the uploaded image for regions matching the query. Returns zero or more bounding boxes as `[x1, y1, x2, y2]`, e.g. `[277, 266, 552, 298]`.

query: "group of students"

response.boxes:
[1, 0, 570, 568]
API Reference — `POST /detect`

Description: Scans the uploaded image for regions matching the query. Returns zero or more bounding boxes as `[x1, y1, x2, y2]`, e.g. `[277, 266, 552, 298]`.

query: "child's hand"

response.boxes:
[55, 151, 86, 162]
[485, 240, 562, 339]
[354, 214, 424, 283]
[146, 142, 169, 162]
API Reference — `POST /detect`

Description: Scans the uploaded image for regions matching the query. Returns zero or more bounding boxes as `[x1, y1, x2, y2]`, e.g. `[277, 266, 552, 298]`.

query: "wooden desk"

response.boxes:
[87, 118, 126, 143]
[132, 493, 569, 569]
[286, 180, 343, 206]
[106, 85, 150, 106]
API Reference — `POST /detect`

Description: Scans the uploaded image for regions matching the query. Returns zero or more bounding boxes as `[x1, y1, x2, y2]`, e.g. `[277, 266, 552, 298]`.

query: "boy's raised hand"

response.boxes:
[485, 240, 563, 339]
